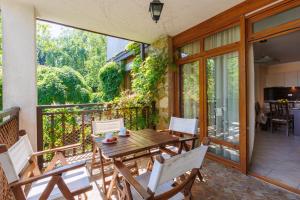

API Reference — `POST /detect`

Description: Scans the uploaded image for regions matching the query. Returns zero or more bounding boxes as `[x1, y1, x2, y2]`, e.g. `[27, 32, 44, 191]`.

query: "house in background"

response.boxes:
[106, 36, 147, 91]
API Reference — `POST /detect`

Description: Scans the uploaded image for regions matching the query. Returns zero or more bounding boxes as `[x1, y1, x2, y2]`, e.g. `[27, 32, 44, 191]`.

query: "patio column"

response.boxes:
[1, 0, 37, 150]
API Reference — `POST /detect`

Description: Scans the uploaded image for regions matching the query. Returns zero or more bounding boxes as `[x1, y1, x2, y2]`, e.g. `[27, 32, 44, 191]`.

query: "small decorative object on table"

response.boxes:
[119, 127, 129, 137]
[102, 132, 117, 144]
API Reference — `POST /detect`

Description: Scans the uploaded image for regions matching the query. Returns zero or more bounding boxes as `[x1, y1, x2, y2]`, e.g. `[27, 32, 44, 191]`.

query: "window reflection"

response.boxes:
[181, 61, 199, 118]
[207, 52, 239, 144]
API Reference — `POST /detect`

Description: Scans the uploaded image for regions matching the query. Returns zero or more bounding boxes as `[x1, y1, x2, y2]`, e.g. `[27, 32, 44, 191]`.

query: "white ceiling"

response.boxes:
[254, 30, 300, 65]
[14, 0, 244, 43]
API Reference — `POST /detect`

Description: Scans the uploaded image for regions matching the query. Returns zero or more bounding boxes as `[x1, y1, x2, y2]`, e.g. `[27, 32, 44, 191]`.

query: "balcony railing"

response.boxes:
[36, 102, 156, 163]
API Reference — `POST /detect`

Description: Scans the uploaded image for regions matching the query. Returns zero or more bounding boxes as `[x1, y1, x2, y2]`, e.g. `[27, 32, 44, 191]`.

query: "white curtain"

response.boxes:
[248, 44, 255, 164]
[182, 61, 199, 118]
[204, 26, 240, 51]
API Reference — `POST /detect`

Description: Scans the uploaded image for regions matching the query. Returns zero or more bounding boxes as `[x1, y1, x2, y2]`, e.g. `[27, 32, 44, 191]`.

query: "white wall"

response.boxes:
[255, 61, 300, 105]
[1, 0, 37, 150]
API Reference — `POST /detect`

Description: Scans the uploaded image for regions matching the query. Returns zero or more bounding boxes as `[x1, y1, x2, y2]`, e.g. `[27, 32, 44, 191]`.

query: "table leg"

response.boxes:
[106, 169, 118, 199]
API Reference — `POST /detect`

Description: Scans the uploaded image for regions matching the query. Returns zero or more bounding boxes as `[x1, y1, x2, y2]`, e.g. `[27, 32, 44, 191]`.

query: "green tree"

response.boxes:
[37, 66, 66, 104]
[36, 21, 107, 91]
[36, 23, 54, 65]
[37, 66, 91, 105]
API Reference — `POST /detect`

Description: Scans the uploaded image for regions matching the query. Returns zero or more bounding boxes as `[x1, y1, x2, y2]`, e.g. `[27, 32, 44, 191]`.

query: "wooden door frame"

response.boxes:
[172, 0, 300, 175]
[245, 0, 300, 174]
[246, 0, 300, 42]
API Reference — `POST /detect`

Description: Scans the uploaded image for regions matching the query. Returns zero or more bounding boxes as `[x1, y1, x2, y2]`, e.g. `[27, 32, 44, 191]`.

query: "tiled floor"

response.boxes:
[250, 128, 300, 189]
[82, 158, 300, 200]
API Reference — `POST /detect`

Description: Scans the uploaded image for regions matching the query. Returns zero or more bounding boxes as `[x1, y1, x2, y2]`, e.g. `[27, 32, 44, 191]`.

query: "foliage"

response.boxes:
[125, 42, 140, 56]
[36, 21, 107, 92]
[0, 17, 2, 67]
[130, 48, 169, 105]
[37, 66, 66, 104]
[90, 92, 103, 103]
[37, 66, 91, 105]
[98, 62, 124, 102]
[0, 69, 2, 110]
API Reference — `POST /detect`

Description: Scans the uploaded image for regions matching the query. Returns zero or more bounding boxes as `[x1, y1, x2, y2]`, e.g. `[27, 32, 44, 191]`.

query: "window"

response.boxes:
[208, 142, 240, 162]
[204, 26, 240, 51]
[253, 6, 300, 33]
[124, 71, 132, 90]
[177, 40, 200, 59]
[206, 52, 239, 145]
[180, 61, 199, 118]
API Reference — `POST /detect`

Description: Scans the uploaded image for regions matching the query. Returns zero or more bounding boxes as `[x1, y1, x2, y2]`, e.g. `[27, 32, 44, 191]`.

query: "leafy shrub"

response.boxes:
[37, 66, 91, 105]
[98, 62, 124, 102]
[126, 42, 140, 56]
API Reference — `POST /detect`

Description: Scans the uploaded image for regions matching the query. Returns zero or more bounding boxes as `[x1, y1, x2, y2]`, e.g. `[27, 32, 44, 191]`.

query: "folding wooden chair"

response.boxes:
[159, 117, 199, 158]
[114, 141, 209, 200]
[0, 131, 92, 200]
[91, 118, 138, 194]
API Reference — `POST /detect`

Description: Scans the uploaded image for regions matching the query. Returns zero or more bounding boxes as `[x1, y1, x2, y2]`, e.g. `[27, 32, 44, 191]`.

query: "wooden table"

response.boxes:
[95, 129, 179, 198]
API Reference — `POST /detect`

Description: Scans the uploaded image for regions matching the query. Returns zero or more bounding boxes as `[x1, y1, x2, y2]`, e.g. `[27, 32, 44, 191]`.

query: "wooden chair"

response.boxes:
[91, 118, 138, 194]
[270, 102, 294, 136]
[0, 131, 92, 200]
[114, 141, 209, 200]
[159, 117, 199, 159]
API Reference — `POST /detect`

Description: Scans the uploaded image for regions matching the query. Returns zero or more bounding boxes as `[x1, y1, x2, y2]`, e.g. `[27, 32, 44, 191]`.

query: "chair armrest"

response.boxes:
[114, 161, 152, 200]
[32, 143, 81, 156]
[10, 161, 86, 187]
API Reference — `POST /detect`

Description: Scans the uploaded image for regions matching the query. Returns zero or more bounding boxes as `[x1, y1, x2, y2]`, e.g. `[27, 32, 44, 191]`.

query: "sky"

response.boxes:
[38, 20, 67, 38]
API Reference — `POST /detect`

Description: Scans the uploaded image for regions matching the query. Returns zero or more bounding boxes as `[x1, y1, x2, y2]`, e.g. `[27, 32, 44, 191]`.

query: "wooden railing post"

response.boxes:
[151, 101, 156, 129]
[36, 106, 44, 169]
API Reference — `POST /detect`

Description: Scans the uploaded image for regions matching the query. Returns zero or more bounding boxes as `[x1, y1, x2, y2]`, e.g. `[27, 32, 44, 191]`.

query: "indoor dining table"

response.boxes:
[95, 129, 179, 199]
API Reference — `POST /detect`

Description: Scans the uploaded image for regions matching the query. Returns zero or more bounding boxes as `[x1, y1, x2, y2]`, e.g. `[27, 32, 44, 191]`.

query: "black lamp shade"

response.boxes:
[149, 0, 164, 23]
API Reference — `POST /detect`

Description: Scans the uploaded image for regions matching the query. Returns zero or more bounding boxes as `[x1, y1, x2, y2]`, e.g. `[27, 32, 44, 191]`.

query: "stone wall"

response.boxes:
[150, 36, 174, 129]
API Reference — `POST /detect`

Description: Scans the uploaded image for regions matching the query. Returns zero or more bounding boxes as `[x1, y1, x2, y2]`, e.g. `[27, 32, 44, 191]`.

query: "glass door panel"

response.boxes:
[180, 61, 199, 118]
[206, 52, 239, 145]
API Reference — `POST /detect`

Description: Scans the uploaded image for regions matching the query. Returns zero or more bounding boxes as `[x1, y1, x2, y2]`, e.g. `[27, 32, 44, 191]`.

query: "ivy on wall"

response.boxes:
[115, 38, 170, 108]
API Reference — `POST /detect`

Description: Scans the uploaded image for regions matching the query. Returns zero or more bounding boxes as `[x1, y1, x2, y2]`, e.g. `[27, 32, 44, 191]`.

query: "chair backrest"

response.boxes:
[147, 144, 208, 193]
[92, 118, 124, 134]
[270, 102, 289, 119]
[169, 117, 198, 135]
[0, 135, 33, 184]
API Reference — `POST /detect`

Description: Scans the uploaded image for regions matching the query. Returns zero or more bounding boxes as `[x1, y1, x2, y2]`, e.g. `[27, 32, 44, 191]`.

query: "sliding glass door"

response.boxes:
[206, 51, 240, 162]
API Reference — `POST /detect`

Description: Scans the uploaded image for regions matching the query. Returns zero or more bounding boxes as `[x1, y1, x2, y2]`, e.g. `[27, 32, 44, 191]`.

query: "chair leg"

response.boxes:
[98, 150, 107, 194]
[91, 145, 98, 175]
[11, 185, 26, 200]
[184, 193, 192, 200]
[197, 170, 204, 182]
[271, 121, 273, 133]
[57, 176, 75, 200]
[286, 123, 289, 136]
